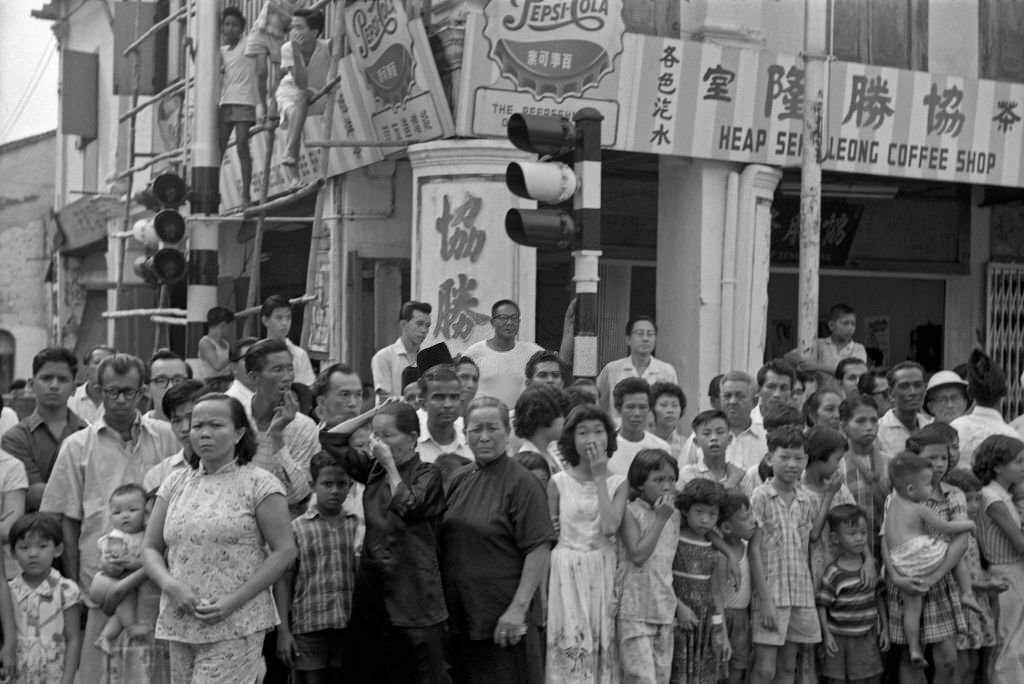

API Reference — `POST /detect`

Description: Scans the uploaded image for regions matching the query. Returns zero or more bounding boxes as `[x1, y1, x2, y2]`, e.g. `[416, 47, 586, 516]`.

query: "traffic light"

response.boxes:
[132, 172, 188, 285]
[504, 114, 579, 249]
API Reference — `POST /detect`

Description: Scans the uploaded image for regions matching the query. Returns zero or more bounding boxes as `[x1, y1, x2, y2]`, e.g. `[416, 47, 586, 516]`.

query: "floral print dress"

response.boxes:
[10, 568, 81, 684]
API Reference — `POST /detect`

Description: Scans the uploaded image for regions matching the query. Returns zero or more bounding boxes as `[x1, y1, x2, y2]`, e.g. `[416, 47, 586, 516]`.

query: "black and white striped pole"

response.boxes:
[570, 109, 602, 379]
[505, 107, 603, 378]
[186, 0, 221, 361]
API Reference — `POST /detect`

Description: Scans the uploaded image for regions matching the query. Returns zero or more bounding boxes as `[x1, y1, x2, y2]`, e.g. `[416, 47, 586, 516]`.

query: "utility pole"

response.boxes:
[798, 0, 828, 358]
[186, 0, 220, 361]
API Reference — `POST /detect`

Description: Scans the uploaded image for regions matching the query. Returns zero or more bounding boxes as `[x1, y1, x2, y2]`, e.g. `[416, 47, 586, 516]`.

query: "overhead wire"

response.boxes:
[0, 37, 57, 142]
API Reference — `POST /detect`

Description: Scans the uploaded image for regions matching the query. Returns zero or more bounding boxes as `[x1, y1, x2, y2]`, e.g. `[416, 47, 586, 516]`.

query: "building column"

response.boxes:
[407, 139, 538, 354]
[656, 158, 780, 424]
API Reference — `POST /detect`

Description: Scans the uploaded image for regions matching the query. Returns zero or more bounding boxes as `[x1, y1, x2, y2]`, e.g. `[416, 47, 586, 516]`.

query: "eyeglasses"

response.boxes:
[102, 387, 142, 400]
[493, 314, 520, 323]
[151, 376, 188, 389]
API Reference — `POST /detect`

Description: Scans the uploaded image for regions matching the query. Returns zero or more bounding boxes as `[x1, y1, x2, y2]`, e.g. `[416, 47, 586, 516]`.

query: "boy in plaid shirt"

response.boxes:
[748, 425, 822, 684]
[275, 451, 359, 682]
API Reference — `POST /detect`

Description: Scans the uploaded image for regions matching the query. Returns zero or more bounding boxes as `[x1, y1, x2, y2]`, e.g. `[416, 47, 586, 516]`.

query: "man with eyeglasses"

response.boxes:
[143, 349, 193, 422]
[462, 299, 542, 409]
[595, 316, 677, 425]
[41, 353, 178, 682]
[876, 361, 933, 460]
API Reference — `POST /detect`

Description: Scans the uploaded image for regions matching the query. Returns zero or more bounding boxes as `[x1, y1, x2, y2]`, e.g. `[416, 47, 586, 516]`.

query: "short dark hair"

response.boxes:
[557, 405, 617, 467]
[491, 299, 519, 317]
[826, 503, 866, 531]
[718, 490, 751, 525]
[972, 434, 1024, 485]
[292, 7, 324, 34]
[804, 425, 847, 463]
[399, 301, 431, 321]
[944, 468, 982, 494]
[626, 449, 678, 495]
[625, 316, 657, 336]
[9, 512, 63, 550]
[906, 422, 954, 453]
[691, 409, 728, 432]
[827, 303, 856, 321]
[190, 394, 257, 465]
[110, 483, 147, 504]
[612, 377, 651, 411]
[651, 382, 686, 414]
[260, 294, 291, 319]
[856, 371, 883, 398]
[97, 353, 147, 386]
[311, 363, 358, 400]
[149, 348, 193, 378]
[839, 395, 879, 422]
[887, 361, 925, 387]
[565, 386, 598, 410]
[161, 379, 205, 419]
[835, 357, 867, 380]
[418, 364, 459, 394]
[32, 347, 78, 377]
[708, 374, 724, 400]
[453, 354, 478, 372]
[310, 450, 349, 483]
[377, 401, 420, 438]
[762, 404, 803, 430]
[514, 451, 550, 474]
[514, 384, 569, 438]
[889, 451, 932, 491]
[244, 338, 290, 373]
[676, 478, 725, 514]
[525, 350, 568, 381]
[756, 359, 796, 388]
[230, 337, 260, 363]
[767, 424, 805, 451]
[84, 345, 116, 367]
[221, 6, 246, 27]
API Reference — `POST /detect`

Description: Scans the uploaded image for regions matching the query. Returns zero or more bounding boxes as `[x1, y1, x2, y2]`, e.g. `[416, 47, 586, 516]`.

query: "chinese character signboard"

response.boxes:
[344, 0, 455, 145]
[414, 176, 536, 353]
[456, 4, 624, 146]
[616, 38, 804, 165]
[826, 60, 1024, 187]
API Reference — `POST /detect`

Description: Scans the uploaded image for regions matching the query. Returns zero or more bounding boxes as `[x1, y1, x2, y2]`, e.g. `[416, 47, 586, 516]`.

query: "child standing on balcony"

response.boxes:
[220, 7, 259, 207]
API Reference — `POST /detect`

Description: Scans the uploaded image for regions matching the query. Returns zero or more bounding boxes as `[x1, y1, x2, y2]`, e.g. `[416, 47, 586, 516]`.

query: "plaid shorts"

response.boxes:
[887, 573, 966, 645]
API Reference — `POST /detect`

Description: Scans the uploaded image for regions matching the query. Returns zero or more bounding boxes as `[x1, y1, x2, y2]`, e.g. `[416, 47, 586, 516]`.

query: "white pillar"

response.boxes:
[656, 157, 740, 423]
[407, 139, 538, 354]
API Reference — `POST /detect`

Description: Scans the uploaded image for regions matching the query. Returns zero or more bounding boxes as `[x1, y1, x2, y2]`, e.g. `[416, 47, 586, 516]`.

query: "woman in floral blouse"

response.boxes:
[142, 393, 296, 683]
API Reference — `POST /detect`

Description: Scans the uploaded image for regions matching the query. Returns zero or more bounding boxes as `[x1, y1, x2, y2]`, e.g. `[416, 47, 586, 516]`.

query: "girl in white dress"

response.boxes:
[547, 405, 629, 683]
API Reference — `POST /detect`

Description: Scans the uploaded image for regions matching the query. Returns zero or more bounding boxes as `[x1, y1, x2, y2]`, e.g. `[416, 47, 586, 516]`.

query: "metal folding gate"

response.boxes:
[986, 261, 1024, 419]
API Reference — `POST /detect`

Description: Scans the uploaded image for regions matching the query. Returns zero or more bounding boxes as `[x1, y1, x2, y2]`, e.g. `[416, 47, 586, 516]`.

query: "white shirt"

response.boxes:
[67, 384, 104, 425]
[877, 409, 933, 460]
[678, 422, 767, 472]
[220, 40, 259, 107]
[952, 406, 1021, 468]
[416, 409, 464, 444]
[286, 338, 316, 387]
[417, 429, 474, 465]
[276, 38, 332, 115]
[225, 379, 256, 423]
[608, 431, 670, 478]
[517, 438, 563, 473]
[372, 338, 416, 400]
[143, 449, 188, 493]
[596, 356, 678, 424]
[813, 338, 867, 374]
[0, 408, 17, 439]
[677, 458, 746, 491]
[463, 339, 543, 409]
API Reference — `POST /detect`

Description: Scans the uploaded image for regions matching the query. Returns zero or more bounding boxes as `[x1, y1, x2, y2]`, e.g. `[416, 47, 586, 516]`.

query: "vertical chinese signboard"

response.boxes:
[344, 0, 455, 145]
[414, 174, 536, 354]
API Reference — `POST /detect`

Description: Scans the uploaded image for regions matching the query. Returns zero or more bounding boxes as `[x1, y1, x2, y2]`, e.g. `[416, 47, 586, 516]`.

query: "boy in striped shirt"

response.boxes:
[816, 504, 889, 683]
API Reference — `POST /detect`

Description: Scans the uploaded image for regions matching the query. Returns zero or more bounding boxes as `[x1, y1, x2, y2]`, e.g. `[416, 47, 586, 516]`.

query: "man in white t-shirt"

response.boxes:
[261, 294, 316, 386]
[463, 299, 542, 409]
[608, 377, 670, 477]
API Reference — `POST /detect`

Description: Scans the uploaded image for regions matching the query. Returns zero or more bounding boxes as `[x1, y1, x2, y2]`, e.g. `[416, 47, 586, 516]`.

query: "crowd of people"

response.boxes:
[0, 292, 1022, 684]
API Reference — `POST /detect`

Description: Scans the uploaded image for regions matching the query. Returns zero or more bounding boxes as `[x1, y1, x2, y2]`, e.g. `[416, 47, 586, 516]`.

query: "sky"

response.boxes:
[0, 0, 60, 145]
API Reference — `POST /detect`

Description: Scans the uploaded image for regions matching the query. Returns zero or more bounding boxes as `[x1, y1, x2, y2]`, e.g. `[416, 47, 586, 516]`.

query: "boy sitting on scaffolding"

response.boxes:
[274, 8, 332, 180]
